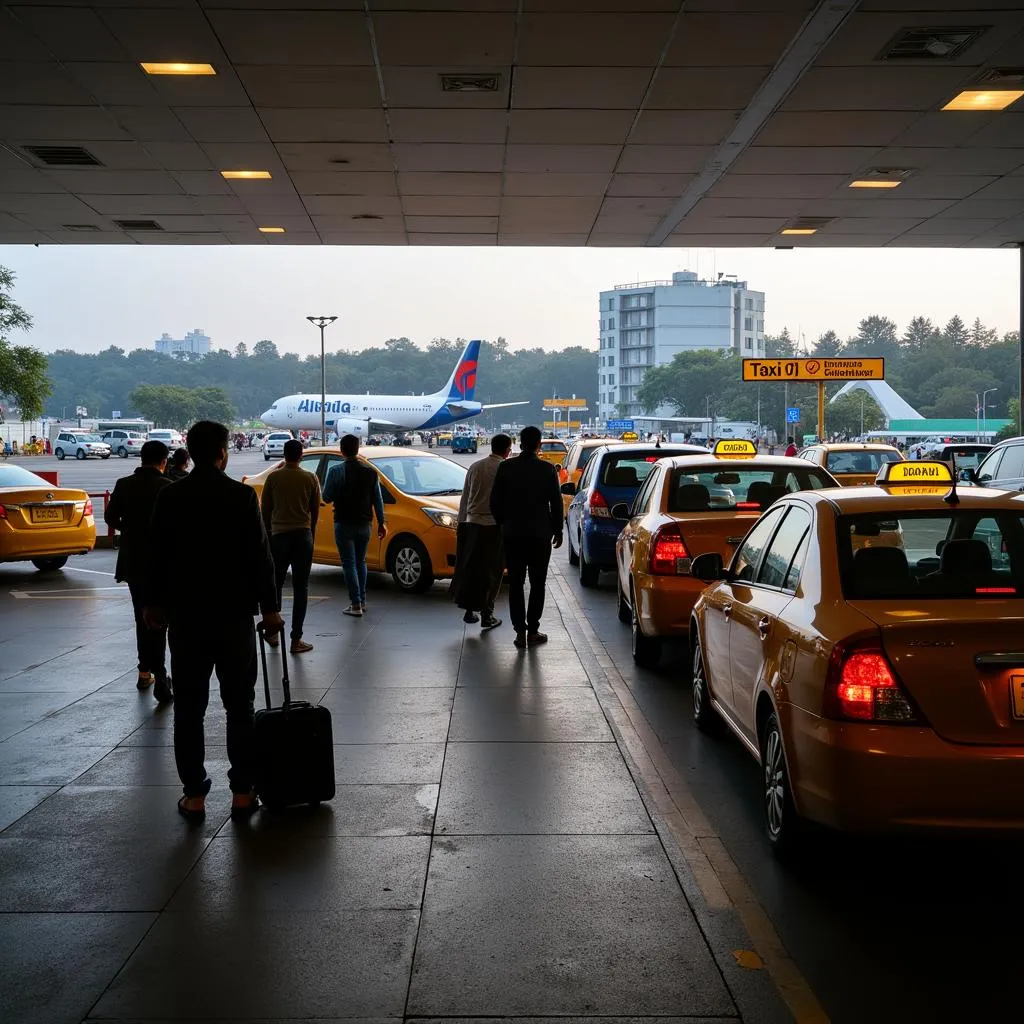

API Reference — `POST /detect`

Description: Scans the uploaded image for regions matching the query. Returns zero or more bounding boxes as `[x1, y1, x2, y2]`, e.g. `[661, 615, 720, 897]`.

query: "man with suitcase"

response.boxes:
[144, 421, 282, 821]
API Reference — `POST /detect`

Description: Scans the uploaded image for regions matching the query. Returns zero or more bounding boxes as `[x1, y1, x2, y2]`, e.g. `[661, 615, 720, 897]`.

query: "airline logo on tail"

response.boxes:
[447, 340, 480, 401]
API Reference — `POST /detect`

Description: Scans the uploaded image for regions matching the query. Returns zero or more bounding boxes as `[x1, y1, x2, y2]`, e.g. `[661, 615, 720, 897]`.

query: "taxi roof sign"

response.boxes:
[620, 431, 639, 441]
[876, 460, 954, 486]
[713, 438, 757, 458]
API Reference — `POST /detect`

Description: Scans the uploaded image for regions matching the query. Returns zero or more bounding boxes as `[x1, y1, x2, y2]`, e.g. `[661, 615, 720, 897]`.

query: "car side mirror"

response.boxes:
[690, 551, 726, 582]
[560, 482, 577, 496]
[610, 502, 631, 520]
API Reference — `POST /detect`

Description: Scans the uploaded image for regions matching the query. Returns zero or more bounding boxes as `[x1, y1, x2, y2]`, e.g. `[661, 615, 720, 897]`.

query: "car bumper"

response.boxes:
[784, 703, 1024, 833]
[635, 573, 705, 638]
[581, 522, 621, 567]
[1, 522, 97, 561]
[422, 526, 458, 579]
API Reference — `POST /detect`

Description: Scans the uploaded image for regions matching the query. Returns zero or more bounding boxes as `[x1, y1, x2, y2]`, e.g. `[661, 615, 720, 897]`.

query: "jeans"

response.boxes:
[504, 536, 552, 634]
[169, 616, 257, 797]
[128, 581, 167, 679]
[270, 528, 314, 640]
[335, 522, 371, 605]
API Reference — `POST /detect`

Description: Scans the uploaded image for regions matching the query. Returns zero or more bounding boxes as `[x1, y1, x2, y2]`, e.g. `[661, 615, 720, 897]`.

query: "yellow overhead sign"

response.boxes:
[714, 438, 757, 458]
[741, 357, 885, 382]
[877, 460, 953, 486]
[544, 398, 588, 408]
[544, 420, 582, 429]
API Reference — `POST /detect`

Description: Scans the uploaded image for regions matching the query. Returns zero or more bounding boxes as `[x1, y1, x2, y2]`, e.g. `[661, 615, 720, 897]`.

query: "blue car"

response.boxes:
[564, 442, 706, 586]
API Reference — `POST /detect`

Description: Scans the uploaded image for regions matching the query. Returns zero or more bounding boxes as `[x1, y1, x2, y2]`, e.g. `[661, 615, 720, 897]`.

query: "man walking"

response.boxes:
[104, 439, 174, 703]
[452, 433, 511, 629]
[490, 425, 563, 648]
[323, 433, 387, 617]
[143, 421, 281, 821]
[260, 438, 321, 653]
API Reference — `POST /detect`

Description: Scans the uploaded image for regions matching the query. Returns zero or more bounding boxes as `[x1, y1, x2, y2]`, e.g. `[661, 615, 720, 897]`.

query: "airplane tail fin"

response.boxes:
[442, 339, 481, 402]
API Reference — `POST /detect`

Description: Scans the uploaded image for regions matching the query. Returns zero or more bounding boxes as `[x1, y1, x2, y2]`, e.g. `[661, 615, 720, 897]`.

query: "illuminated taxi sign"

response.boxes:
[620, 431, 639, 441]
[713, 439, 757, 459]
[876, 460, 954, 486]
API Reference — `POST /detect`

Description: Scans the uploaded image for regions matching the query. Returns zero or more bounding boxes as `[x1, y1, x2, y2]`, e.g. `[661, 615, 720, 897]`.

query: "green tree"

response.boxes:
[851, 315, 899, 361]
[902, 316, 936, 352]
[0, 266, 50, 420]
[826, 391, 885, 436]
[192, 386, 236, 424]
[129, 384, 197, 430]
[812, 330, 843, 357]
[252, 339, 278, 359]
[996, 397, 1021, 441]
[234, 342, 248, 359]
[765, 328, 795, 357]
[943, 315, 969, 348]
[970, 317, 998, 347]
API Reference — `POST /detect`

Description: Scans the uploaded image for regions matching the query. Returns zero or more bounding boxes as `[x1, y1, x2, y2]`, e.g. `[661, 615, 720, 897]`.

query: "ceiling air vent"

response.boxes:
[114, 219, 163, 231]
[24, 145, 102, 166]
[440, 73, 500, 93]
[351, 214, 383, 221]
[61, 224, 101, 232]
[880, 26, 988, 61]
[975, 67, 1024, 86]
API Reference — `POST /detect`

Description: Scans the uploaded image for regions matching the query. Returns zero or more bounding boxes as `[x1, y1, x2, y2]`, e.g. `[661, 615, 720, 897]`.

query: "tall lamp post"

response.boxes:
[306, 316, 338, 444]
[982, 387, 998, 440]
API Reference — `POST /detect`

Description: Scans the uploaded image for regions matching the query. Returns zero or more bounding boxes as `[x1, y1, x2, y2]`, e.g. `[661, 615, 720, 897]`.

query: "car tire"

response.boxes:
[579, 543, 599, 587]
[118, 447, 128, 458]
[389, 536, 434, 594]
[630, 582, 662, 669]
[264, 453, 270, 461]
[616, 579, 631, 623]
[567, 529, 579, 566]
[761, 711, 804, 857]
[691, 634, 724, 734]
[76, 448, 85, 460]
[32, 556, 68, 572]
[55, 448, 65, 460]
[101, 454, 110, 459]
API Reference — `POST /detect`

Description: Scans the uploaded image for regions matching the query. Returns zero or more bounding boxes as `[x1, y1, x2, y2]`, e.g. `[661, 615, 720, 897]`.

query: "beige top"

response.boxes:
[458, 452, 503, 526]
[261, 462, 322, 536]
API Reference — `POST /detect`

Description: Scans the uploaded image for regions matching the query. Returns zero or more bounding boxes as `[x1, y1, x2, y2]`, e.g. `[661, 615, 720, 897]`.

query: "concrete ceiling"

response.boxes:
[1, 0, 1024, 247]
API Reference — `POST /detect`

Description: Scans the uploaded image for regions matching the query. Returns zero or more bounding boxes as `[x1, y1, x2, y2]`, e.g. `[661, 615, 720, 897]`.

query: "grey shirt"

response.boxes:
[458, 452, 504, 526]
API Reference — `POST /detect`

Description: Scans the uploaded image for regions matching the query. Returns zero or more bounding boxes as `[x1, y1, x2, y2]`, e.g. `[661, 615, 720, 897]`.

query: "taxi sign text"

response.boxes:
[713, 439, 757, 457]
[741, 357, 885, 382]
[620, 431, 639, 441]
[877, 460, 954, 486]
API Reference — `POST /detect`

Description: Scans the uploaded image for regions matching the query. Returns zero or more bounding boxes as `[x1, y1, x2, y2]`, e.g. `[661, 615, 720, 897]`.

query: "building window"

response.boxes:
[608, 374, 615, 386]
[607, 297, 614, 311]
[744, 316, 753, 331]
[744, 337, 752, 350]
[608, 317, 615, 329]
[745, 297, 753, 310]
[757, 320, 764, 332]
[608, 355, 614, 366]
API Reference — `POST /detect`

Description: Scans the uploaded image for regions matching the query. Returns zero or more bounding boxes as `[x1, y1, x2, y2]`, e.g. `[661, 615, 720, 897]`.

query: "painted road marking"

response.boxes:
[10, 589, 328, 603]
[65, 566, 117, 577]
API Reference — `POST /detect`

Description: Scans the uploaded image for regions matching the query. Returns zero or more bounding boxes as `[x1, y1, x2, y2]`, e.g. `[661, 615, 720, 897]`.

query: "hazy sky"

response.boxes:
[0, 244, 1019, 356]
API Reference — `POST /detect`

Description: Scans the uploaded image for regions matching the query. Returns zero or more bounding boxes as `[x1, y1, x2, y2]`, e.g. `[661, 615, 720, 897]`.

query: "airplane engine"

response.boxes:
[333, 417, 370, 438]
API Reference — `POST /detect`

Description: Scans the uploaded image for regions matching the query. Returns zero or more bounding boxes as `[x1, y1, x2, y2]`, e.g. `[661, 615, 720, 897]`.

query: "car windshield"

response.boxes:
[369, 455, 467, 495]
[839, 511, 1024, 599]
[825, 449, 901, 474]
[0, 465, 50, 488]
[269, 434, 291, 440]
[80, 434, 103, 442]
[667, 465, 833, 511]
[541, 442, 566, 452]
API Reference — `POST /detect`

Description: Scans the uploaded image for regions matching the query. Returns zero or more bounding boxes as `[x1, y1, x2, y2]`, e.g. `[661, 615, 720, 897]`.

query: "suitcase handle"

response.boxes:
[257, 620, 292, 709]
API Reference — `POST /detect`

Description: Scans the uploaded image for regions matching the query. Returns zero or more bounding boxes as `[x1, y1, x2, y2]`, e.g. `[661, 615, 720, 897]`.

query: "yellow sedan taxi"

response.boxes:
[688, 459, 1024, 853]
[244, 446, 464, 593]
[797, 442, 903, 486]
[538, 439, 568, 473]
[615, 440, 837, 667]
[0, 463, 96, 570]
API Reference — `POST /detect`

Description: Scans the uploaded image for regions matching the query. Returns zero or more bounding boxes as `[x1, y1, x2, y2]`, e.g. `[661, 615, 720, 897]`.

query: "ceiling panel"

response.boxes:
[78, 195, 200, 216]
[373, 13, 516, 65]
[407, 232, 496, 244]
[236, 67, 382, 108]
[0, 63, 97, 105]
[397, 171, 501, 195]
[499, 233, 591, 245]
[303, 194, 402, 216]
[289, 171, 398, 195]
[503, 172, 610, 196]
[144, 142, 216, 171]
[43, 169, 184, 195]
[0, 104, 129, 140]
[389, 109, 507, 144]
[382, 67, 508, 109]
[0, 9, 52, 60]
[757, 111, 919, 147]
[512, 67, 652, 109]
[318, 232, 407, 244]
[405, 215, 499, 233]
[646, 67, 771, 109]
[606, 173, 695, 197]
[505, 144, 620, 174]
[872, 148, 1024, 176]
[708, 173, 850, 198]
[206, 11, 373, 65]
[392, 143, 504, 173]
[507, 109, 634, 145]
[258, 108, 389, 143]
[616, 146, 715, 174]
[14, 6, 123, 61]
[107, 105, 190, 142]
[518, 14, 676, 66]
[500, 196, 601, 232]
[732, 145, 881, 174]
[628, 109, 742, 145]
[97, 7, 227, 62]
[664, 12, 808, 65]
[277, 143, 393, 172]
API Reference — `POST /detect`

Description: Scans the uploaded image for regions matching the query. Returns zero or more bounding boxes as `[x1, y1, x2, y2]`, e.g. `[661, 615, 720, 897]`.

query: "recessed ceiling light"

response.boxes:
[258, 226, 285, 233]
[880, 27, 988, 62]
[352, 214, 383, 221]
[140, 62, 216, 76]
[781, 228, 817, 235]
[220, 170, 272, 179]
[849, 179, 903, 188]
[942, 89, 1024, 111]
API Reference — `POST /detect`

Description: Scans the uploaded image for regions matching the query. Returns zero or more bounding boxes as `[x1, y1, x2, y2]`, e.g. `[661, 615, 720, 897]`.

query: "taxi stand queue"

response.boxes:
[597, 439, 1024, 854]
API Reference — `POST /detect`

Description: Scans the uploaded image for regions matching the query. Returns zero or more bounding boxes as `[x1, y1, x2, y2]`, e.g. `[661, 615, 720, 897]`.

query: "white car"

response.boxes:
[148, 429, 184, 450]
[263, 431, 293, 460]
[53, 431, 111, 461]
[102, 429, 146, 458]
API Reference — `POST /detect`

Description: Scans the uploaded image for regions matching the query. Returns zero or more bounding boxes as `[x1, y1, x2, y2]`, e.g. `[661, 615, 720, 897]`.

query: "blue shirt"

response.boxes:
[323, 459, 385, 525]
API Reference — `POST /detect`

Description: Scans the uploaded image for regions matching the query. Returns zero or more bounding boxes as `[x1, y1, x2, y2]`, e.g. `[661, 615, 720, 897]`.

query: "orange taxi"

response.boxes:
[796, 442, 902, 486]
[615, 440, 837, 667]
[0, 463, 96, 571]
[244, 446, 464, 593]
[538, 439, 568, 473]
[688, 458, 1024, 852]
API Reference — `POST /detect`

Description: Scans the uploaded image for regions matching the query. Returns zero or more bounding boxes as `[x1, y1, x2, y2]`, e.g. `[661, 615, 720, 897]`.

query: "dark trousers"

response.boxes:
[271, 528, 314, 640]
[128, 581, 167, 679]
[504, 536, 552, 634]
[169, 616, 257, 797]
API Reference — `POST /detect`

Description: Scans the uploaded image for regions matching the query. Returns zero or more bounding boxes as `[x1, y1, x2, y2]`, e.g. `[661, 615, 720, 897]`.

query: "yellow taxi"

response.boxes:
[689, 458, 1024, 853]
[538, 439, 568, 472]
[559, 437, 622, 516]
[615, 440, 837, 668]
[796, 442, 903, 486]
[0, 463, 96, 571]
[244, 446, 465, 593]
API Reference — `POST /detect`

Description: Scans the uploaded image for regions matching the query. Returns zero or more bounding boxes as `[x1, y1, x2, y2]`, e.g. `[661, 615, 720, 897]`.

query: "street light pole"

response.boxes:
[982, 387, 998, 440]
[306, 316, 338, 444]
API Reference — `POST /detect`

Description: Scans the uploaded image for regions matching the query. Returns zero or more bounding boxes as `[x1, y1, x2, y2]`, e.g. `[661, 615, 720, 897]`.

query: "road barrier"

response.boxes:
[88, 490, 115, 549]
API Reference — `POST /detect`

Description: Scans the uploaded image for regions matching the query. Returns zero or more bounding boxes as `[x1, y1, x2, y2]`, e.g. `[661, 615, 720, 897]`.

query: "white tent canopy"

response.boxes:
[830, 380, 923, 424]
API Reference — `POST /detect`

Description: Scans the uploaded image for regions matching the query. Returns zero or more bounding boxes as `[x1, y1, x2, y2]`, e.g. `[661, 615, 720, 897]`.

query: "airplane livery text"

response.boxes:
[297, 399, 353, 414]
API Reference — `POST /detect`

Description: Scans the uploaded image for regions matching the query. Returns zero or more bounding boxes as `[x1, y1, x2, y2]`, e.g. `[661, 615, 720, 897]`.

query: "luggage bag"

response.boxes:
[254, 622, 335, 809]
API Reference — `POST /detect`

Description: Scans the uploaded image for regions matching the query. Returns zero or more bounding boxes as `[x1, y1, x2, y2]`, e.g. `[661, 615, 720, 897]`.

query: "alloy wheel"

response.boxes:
[394, 546, 422, 588]
[764, 726, 786, 840]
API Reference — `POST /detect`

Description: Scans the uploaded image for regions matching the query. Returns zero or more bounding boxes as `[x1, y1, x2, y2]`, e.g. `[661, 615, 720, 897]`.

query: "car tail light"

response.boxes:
[589, 489, 611, 519]
[83, 499, 93, 516]
[650, 523, 691, 575]
[824, 635, 919, 723]
[0, 504, 6, 519]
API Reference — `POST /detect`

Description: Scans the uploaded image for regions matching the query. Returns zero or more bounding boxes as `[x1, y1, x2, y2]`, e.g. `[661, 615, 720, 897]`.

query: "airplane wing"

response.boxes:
[482, 401, 530, 410]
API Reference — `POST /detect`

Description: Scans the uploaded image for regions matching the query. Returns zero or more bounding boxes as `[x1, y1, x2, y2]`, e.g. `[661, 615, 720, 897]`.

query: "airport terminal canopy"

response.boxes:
[831, 379, 924, 423]
[1, 2, 1024, 247]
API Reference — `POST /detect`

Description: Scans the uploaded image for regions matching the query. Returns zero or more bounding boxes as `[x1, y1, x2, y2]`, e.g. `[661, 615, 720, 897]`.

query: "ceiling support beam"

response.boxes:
[645, 0, 862, 247]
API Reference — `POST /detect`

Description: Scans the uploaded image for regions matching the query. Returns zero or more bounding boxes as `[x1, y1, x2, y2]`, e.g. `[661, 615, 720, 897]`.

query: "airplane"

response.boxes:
[259, 339, 527, 437]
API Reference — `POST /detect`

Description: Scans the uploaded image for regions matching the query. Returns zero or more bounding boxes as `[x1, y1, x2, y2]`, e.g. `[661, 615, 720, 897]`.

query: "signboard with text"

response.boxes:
[544, 420, 582, 429]
[741, 357, 884, 382]
[607, 418, 635, 431]
[786, 407, 801, 423]
[543, 398, 588, 409]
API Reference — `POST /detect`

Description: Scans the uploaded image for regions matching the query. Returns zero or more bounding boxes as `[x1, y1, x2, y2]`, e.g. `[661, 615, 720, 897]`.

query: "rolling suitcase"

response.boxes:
[254, 622, 335, 809]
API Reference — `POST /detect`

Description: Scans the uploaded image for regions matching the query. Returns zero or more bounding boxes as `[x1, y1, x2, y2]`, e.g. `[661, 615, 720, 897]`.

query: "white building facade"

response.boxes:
[154, 328, 211, 357]
[597, 271, 765, 421]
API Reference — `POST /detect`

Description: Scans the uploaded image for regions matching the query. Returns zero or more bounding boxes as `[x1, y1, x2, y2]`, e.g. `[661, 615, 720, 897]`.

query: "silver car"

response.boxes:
[102, 429, 146, 458]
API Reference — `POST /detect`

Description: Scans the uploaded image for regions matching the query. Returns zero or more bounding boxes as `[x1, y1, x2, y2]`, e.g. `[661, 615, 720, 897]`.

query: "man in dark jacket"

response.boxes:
[490, 425, 563, 648]
[104, 439, 173, 702]
[144, 421, 282, 821]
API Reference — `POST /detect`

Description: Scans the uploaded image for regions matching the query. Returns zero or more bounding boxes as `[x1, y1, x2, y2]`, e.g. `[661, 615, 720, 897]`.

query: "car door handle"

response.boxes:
[722, 602, 732, 620]
[758, 616, 771, 640]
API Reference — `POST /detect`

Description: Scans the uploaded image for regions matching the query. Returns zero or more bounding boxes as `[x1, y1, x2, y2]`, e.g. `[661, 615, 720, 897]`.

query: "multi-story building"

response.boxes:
[154, 328, 211, 357]
[597, 271, 765, 421]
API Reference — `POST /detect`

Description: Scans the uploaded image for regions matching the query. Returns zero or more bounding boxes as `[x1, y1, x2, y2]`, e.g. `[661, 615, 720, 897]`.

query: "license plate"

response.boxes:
[30, 507, 63, 523]
[1012, 676, 1024, 720]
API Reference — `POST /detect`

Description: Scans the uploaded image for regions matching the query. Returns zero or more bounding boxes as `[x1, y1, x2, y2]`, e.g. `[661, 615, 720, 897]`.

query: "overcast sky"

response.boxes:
[0, 244, 1018, 356]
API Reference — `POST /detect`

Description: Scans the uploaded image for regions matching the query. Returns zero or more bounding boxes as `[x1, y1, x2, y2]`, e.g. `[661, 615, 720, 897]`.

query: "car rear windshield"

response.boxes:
[825, 450, 901, 474]
[667, 465, 832, 512]
[932, 447, 989, 470]
[541, 441, 566, 452]
[599, 449, 689, 488]
[838, 511, 1024, 599]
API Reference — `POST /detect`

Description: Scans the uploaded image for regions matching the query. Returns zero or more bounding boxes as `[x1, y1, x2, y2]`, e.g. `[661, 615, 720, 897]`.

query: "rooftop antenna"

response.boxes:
[944, 451, 960, 505]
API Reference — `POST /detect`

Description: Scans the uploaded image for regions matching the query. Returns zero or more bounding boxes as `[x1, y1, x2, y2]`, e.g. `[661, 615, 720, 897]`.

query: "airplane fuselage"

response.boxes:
[262, 393, 483, 432]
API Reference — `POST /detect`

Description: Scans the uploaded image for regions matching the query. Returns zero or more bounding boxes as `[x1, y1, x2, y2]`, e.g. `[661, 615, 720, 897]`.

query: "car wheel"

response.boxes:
[630, 582, 662, 668]
[761, 711, 803, 857]
[389, 536, 434, 594]
[264, 453, 270, 461]
[76, 448, 86, 460]
[567, 527, 579, 566]
[616, 579, 630, 623]
[118, 447, 128, 458]
[32, 556, 68, 572]
[101, 454, 110, 459]
[55, 448, 65, 461]
[691, 634, 723, 734]
[579, 540, 599, 587]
